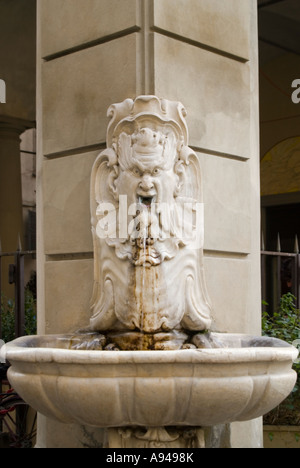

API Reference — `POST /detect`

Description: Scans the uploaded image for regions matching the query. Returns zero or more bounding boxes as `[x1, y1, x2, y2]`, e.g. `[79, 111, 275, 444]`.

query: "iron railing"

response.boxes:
[0, 244, 36, 340]
[0, 244, 36, 445]
[261, 234, 300, 313]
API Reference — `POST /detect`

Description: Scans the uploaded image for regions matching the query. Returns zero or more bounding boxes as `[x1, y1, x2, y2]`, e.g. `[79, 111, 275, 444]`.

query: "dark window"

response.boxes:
[265, 203, 300, 252]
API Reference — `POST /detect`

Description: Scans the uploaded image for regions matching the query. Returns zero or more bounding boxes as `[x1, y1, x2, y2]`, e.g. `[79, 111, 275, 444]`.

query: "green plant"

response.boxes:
[0, 296, 15, 343]
[24, 288, 37, 337]
[0, 289, 37, 343]
[262, 293, 300, 386]
[262, 293, 300, 425]
[262, 294, 300, 342]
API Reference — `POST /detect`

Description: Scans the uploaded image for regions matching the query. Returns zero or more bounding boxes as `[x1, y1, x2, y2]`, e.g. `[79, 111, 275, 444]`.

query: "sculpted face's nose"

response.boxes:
[139, 174, 154, 192]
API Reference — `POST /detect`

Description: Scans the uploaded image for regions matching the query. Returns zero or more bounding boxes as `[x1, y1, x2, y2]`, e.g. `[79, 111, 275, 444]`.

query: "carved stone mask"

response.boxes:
[90, 96, 212, 335]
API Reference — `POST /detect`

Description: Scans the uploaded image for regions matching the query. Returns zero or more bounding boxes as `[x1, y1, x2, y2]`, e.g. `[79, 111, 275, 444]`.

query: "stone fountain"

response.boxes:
[1, 96, 298, 448]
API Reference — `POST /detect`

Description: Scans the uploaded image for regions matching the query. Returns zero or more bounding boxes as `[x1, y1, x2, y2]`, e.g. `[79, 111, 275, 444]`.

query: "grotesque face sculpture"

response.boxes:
[106, 125, 188, 266]
[115, 128, 181, 206]
[90, 96, 212, 338]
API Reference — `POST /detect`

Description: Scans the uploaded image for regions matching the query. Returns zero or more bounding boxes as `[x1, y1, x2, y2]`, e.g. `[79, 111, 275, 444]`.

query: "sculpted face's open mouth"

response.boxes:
[137, 192, 157, 207]
[139, 196, 155, 207]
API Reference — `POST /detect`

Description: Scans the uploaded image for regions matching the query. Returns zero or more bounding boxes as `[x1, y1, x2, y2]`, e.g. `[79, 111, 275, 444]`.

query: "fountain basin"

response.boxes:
[1, 333, 298, 428]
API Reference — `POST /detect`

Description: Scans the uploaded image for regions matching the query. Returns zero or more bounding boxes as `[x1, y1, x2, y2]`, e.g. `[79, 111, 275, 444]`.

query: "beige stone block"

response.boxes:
[42, 34, 138, 155]
[44, 259, 93, 334]
[154, 34, 251, 158]
[153, 0, 250, 60]
[199, 153, 251, 254]
[44, 151, 98, 255]
[231, 419, 263, 449]
[204, 255, 251, 333]
[40, 0, 140, 57]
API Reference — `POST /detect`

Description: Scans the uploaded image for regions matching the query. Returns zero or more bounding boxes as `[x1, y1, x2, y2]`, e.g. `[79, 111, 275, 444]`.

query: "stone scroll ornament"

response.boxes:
[90, 96, 212, 343]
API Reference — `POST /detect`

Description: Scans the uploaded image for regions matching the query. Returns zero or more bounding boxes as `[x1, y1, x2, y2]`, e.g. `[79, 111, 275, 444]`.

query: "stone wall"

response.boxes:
[37, 0, 261, 448]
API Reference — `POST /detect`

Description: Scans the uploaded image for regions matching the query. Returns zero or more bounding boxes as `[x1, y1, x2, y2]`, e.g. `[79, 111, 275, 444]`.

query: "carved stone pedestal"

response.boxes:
[107, 427, 205, 449]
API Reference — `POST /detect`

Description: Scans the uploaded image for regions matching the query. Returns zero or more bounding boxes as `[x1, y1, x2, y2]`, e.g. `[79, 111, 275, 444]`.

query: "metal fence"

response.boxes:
[0, 245, 36, 340]
[0, 245, 36, 444]
[261, 234, 300, 313]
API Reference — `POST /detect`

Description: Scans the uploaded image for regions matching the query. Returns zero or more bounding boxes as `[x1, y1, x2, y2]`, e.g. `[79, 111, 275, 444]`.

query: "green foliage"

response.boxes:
[0, 289, 37, 343]
[0, 296, 15, 343]
[262, 293, 300, 343]
[262, 293, 300, 384]
[24, 288, 37, 337]
[262, 293, 300, 425]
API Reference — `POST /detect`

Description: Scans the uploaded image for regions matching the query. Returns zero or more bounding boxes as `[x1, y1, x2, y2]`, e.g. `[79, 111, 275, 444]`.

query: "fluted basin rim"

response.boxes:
[1, 333, 298, 428]
[2, 333, 298, 365]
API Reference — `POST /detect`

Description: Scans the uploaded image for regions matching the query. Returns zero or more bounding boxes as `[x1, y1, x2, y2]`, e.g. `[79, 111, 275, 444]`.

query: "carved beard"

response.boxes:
[105, 197, 195, 267]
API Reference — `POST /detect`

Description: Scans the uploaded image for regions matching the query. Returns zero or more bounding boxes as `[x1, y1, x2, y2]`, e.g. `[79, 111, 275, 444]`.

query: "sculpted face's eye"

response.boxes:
[132, 167, 142, 177]
[152, 168, 161, 176]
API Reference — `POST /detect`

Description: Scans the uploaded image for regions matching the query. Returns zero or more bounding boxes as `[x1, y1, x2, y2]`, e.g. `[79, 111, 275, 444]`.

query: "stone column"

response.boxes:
[37, 0, 261, 448]
[0, 116, 33, 296]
